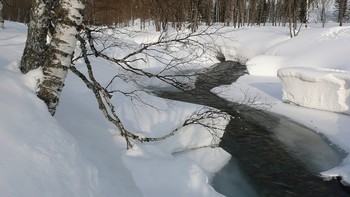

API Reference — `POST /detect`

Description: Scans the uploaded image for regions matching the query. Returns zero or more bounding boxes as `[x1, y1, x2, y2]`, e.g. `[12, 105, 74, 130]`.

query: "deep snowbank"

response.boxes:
[278, 67, 350, 115]
[0, 63, 99, 196]
[0, 22, 100, 196]
[246, 26, 350, 76]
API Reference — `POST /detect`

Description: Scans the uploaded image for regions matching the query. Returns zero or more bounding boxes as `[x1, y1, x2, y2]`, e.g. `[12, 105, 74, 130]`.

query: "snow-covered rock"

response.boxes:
[278, 67, 350, 115]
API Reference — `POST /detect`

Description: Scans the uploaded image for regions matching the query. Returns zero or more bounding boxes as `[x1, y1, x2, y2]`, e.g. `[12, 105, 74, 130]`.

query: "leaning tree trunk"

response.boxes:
[37, 0, 85, 115]
[0, 0, 4, 29]
[20, 0, 53, 74]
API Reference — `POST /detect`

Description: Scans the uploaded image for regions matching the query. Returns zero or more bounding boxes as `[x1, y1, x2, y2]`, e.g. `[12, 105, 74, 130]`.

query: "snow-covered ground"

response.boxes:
[212, 23, 350, 185]
[0, 21, 230, 196]
[1, 19, 350, 196]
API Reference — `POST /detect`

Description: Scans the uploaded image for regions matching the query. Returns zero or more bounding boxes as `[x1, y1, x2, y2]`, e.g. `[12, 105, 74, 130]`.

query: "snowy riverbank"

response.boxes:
[212, 23, 350, 185]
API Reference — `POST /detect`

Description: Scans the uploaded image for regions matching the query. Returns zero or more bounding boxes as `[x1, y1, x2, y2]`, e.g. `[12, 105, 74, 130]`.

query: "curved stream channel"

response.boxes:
[152, 61, 350, 196]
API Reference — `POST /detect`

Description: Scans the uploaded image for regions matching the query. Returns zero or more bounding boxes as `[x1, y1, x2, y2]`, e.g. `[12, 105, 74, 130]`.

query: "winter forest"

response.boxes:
[1, 0, 350, 196]
[3, 0, 350, 27]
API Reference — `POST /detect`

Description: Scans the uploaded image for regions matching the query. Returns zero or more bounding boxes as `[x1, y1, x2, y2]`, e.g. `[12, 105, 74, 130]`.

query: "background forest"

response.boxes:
[2, 0, 350, 31]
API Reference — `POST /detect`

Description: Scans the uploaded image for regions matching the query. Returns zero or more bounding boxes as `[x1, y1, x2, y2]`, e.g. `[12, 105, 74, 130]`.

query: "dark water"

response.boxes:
[154, 61, 350, 196]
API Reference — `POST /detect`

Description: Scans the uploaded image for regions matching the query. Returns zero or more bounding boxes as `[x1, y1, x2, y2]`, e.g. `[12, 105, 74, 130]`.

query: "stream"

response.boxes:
[153, 61, 350, 196]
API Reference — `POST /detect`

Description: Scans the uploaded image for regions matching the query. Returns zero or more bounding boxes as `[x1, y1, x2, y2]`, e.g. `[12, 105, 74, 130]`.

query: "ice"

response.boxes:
[278, 67, 350, 115]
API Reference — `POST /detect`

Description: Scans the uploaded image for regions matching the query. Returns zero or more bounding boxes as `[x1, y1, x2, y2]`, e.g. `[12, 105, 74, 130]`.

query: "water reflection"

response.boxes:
[211, 157, 259, 197]
[272, 116, 346, 173]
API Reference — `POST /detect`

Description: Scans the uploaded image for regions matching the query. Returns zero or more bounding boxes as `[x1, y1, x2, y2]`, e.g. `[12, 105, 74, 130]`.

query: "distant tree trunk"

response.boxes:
[287, 0, 293, 37]
[37, 0, 85, 115]
[320, 0, 332, 27]
[337, 0, 347, 26]
[286, 0, 303, 37]
[0, 0, 4, 29]
[305, 0, 309, 27]
[190, 0, 200, 32]
[205, 0, 212, 26]
[20, 0, 54, 74]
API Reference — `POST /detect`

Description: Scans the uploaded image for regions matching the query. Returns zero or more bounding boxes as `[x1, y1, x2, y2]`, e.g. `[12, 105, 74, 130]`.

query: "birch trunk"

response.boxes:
[37, 0, 85, 115]
[20, 0, 54, 74]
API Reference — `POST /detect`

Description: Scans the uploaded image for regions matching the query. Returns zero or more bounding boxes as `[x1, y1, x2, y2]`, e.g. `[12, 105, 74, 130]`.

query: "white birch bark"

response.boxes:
[37, 0, 85, 115]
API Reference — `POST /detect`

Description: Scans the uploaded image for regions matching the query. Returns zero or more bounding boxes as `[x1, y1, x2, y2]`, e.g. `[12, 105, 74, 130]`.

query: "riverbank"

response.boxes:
[208, 22, 350, 188]
[158, 61, 350, 196]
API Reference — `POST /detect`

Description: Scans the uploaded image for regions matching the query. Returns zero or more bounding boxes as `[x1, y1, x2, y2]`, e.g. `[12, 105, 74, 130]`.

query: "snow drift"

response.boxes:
[0, 64, 99, 197]
[278, 67, 350, 115]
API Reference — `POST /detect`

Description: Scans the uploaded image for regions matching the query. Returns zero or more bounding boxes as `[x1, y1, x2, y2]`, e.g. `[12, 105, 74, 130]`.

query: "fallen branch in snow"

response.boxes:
[171, 144, 221, 155]
[123, 108, 228, 143]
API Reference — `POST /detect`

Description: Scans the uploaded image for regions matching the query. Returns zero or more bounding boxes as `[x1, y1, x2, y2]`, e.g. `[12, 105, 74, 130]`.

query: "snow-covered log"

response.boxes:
[278, 67, 350, 115]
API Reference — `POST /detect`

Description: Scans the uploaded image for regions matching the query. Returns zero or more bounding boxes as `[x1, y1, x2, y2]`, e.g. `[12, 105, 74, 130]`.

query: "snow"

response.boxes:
[0, 21, 230, 197]
[212, 23, 350, 185]
[56, 60, 230, 196]
[123, 145, 228, 197]
[245, 26, 350, 76]
[0, 62, 99, 196]
[278, 67, 350, 115]
[2, 18, 350, 196]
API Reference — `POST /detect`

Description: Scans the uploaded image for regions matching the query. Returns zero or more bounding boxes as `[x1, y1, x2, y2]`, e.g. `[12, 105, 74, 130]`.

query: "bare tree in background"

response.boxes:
[2, 0, 31, 23]
[319, 0, 333, 27]
[3, 0, 327, 30]
[285, 0, 305, 38]
[335, 0, 348, 26]
[0, 0, 4, 28]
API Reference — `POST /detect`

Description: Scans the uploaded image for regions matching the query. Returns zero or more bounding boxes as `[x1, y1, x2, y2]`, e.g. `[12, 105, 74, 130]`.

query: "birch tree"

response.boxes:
[37, 0, 85, 115]
[20, 0, 86, 115]
[20, 0, 55, 74]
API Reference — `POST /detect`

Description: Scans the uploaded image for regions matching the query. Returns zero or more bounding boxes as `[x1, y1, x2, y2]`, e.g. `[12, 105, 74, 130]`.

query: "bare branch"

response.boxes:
[70, 32, 229, 149]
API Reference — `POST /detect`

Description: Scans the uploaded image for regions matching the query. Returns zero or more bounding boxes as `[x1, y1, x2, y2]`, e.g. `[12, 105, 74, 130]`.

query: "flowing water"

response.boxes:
[152, 61, 350, 196]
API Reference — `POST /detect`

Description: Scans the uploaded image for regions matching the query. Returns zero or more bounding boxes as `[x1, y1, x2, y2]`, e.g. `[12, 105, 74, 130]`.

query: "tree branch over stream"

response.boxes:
[70, 27, 231, 148]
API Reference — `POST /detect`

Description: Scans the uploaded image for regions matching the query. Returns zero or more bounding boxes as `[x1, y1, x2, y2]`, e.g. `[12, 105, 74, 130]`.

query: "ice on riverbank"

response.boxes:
[278, 67, 350, 115]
